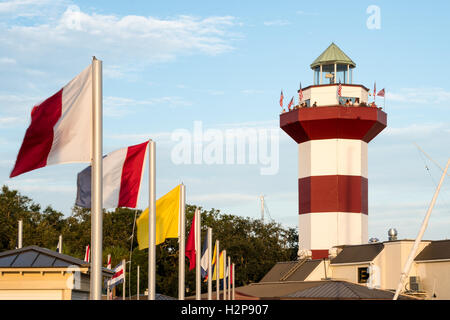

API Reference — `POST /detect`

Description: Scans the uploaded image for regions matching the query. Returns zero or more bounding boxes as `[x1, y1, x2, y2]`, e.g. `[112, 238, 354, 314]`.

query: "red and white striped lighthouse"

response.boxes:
[280, 43, 387, 260]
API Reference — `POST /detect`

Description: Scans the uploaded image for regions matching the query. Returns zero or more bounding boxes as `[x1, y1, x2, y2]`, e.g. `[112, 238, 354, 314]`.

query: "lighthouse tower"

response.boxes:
[280, 43, 387, 260]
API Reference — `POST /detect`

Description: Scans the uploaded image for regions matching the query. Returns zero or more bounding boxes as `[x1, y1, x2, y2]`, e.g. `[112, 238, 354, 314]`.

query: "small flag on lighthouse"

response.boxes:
[377, 88, 385, 97]
[76, 141, 149, 209]
[298, 83, 303, 102]
[279, 90, 284, 107]
[10, 64, 92, 178]
[287, 96, 294, 110]
[337, 81, 342, 97]
[373, 82, 376, 99]
[84, 245, 90, 262]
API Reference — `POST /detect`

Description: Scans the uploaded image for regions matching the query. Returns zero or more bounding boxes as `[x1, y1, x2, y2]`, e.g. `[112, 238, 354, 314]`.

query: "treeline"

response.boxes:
[0, 185, 298, 297]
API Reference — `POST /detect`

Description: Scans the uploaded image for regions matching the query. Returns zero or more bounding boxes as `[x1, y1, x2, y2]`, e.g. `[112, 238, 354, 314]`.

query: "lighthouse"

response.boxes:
[280, 43, 387, 260]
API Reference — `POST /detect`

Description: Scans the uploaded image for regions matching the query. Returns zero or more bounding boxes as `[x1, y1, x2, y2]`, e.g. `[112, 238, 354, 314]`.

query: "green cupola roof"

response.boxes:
[310, 43, 356, 69]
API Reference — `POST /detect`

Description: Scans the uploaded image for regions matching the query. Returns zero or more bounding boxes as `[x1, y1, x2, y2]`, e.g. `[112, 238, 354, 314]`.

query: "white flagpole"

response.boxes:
[179, 183, 186, 300]
[58, 235, 62, 254]
[227, 256, 231, 300]
[148, 140, 156, 300]
[195, 208, 201, 300]
[122, 259, 126, 300]
[90, 56, 103, 300]
[393, 158, 450, 300]
[216, 240, 220, 300]
[232, 263, 235, 300]
[223, 250, 227, 300]
[137, 265, 140, 300]
[18, 220, 23, 248]
[207, 227, 212, 300]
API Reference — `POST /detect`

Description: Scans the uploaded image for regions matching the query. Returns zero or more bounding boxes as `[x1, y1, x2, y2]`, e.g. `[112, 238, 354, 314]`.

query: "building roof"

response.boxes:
[235, 280, 416, 300]
[310, 42, 356, 69]
[260, 260, 321, 282]
[331, 243, 384, 264]
[0, 245, 113, 274]
[414, 239, 450, 262]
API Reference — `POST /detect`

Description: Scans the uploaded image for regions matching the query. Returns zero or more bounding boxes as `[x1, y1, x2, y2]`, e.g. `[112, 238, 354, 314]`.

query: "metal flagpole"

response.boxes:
[122, 259, 126, 300]
[179, 183, 186, 300]
[232, 263, 235, 300]
[227, 256, 231, 300]
[223, 250, 227, 300]
[137, 265, 140, 300]
[207, 228, 212, 300]
[148, 140, 156, 300]
[18, 220, 23, 248]
[393, 158, 450, 300]
[196, 208, 201, 300]
[216, 240, 220, 300]
[58, 235, 62, 253]
[90, 56, 103, 300]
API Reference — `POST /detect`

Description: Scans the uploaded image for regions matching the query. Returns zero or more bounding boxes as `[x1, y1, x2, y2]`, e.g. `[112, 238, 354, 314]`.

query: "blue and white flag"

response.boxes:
[200, 235, 209, 278]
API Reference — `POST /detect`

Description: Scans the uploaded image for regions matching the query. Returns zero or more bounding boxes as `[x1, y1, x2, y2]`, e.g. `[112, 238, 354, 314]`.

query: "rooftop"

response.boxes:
[310, 43, 356, 69]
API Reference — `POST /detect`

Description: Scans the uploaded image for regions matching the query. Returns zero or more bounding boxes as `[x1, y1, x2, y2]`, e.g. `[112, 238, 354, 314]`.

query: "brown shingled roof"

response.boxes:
[331, 243, 384, 264]
[414, 239, 450, 261]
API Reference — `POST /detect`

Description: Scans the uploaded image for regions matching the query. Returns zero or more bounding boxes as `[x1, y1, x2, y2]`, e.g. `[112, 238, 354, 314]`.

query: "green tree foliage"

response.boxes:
[0, 186, 298, 298]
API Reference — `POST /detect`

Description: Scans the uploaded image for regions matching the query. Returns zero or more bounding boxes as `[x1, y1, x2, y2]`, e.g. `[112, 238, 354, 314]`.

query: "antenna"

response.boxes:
[259, 195, 265, 222]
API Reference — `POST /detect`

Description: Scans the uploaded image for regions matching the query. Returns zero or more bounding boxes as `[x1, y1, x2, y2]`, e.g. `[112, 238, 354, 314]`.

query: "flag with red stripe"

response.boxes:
[287, 96, 294, 110]
[10, 64, 92, 178]
[84, 244, 90, 262]
[108, 261, 125, 288]
[298, 82, 303, 102]
[75, 141, 149, 209]
[337, 81, 342, 97]
[377, 88, 385, 97]
[279, 90, 284, 107]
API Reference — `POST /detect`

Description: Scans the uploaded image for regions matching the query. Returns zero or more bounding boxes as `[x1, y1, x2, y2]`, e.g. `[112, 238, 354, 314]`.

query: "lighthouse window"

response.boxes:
[321, 64, 334, 84]
[336, 65, 348, 84]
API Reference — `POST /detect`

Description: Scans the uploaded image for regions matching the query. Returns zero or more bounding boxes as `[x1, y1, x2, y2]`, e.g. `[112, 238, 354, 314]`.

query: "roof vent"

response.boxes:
[388, 228, 398, 241]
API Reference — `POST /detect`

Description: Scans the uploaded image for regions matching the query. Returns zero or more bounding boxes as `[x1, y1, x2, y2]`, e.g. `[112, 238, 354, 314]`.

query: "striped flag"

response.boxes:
[287, 96, 294, 110]
[337, 81, 342, 97]
[10, 64, 92, 178]
[84, 245, 90, 262]
[200, 234, 209, 279]
[298, 82, 303, 102]
[109, 261, 125, 288]
[279, 90, 284, 107]
[374, 82, 376, 100]
[377, 88, 385, 97]
[106, 254, 112, 269]
[76, 141, 149, 209]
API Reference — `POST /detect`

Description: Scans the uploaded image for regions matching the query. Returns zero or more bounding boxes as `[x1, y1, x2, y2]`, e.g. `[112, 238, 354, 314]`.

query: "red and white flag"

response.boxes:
[279, 90, 284, 107]
[287, 96, 294, 110]
[298, 83, 303, 102]
[337, 81, 342, 97]
[106, 254, 112, 269]
[10, 64, 93, 178]
[75, 141, 149, 209]
[373, 82, 376, 100]
[109, 261, 125, 288]
[84, 244, 90, 262]
[377, 88, 385, 97]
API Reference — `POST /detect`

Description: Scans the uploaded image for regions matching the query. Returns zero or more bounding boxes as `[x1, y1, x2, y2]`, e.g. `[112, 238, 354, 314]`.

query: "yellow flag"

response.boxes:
[137, 185, 181, 249]
[211, 242, 217, 266]
[212, 251, 224, 280]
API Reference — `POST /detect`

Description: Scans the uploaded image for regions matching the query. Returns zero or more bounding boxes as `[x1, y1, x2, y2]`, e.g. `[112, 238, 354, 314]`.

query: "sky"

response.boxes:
[1, 0, 450, 242]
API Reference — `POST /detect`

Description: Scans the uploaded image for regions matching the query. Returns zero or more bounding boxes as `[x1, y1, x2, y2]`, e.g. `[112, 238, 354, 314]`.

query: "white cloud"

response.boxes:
[263, 20, 290, 26]
[2, 5, 239, 68]
[0, 57, 16, 65]
[387, 87, 450, 105]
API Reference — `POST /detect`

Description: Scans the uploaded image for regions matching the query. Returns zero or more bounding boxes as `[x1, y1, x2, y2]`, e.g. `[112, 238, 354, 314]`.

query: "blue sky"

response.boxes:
[1, 0, 450, 242]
